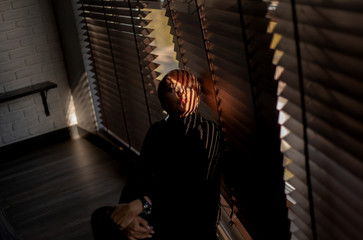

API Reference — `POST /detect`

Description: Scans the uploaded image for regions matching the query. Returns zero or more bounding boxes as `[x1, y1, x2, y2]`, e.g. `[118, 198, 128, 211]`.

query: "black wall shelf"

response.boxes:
[0, 81, 58, 116]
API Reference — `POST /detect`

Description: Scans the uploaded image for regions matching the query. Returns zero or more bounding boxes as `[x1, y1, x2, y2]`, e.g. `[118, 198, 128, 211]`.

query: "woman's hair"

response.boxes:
[157, 69, 201, 111]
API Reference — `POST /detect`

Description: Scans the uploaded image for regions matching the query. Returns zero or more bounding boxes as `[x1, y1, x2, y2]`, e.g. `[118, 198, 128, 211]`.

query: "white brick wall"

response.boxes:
[0, 0, 72, 147]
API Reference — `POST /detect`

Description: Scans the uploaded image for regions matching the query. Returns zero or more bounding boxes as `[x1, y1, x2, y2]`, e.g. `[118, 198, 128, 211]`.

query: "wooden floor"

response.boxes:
[0, 136, 133, 240]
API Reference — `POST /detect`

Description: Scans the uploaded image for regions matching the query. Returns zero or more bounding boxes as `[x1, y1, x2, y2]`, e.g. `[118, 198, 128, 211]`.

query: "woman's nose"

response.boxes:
[177, 88, 186, 97]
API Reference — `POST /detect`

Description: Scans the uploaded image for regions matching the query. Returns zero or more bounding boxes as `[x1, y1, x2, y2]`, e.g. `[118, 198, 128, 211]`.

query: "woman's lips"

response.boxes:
[180, 99, 187, 105]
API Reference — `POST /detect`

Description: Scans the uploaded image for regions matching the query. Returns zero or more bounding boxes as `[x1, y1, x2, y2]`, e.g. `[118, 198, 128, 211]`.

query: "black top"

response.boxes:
[120, 113, 223, 240]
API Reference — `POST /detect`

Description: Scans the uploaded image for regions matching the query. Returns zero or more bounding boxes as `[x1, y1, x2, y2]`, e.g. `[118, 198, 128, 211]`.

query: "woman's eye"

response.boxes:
[167, 87, 174, 93]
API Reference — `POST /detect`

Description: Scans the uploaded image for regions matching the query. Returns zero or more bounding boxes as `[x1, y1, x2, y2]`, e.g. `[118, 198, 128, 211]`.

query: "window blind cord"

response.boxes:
[228, 189, 235, 227]
[290, 1, 317, 239]
[237, 0, 258, 123]
[101, 0, 132, 146]
[194, 0, 223, 126]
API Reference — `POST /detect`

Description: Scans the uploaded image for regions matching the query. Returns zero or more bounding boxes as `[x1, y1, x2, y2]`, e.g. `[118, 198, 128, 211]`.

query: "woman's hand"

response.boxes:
[110, 200, 143, 230]
[124, 216, 154, 240]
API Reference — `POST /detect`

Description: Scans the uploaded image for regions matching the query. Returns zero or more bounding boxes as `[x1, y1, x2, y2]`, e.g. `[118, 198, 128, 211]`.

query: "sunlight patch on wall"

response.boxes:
[67, 95, 78, 126]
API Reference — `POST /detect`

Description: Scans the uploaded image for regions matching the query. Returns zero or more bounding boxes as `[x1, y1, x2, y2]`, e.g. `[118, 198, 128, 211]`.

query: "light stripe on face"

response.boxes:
[182, 88, 198, 117]
[165, 73, 200, 117]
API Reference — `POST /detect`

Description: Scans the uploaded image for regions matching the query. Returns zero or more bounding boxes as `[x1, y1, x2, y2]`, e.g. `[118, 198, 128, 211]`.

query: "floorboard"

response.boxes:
[0, 137, 133, 240]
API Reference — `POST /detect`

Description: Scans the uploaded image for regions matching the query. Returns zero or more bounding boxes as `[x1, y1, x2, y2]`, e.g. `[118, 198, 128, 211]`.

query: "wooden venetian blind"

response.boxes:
[164, 0, 288, 239]
[272, 0, 363, 239]
[79, 0, 163, 152]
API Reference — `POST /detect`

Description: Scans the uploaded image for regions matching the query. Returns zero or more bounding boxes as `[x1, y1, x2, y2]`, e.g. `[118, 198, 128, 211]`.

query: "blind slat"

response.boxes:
[276, 2, 363, 35]
[81, 12, 151, 27]
[80, 5, 150, 18]
[80, 0, 145, 9]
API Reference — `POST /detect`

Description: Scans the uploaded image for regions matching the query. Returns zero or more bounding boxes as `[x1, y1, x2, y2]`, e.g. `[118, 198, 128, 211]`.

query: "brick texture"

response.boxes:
[0, 0, 72, 146]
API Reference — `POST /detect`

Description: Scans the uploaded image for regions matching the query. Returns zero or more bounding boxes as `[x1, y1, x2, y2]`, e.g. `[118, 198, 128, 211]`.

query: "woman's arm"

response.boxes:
[111, 124, 158, 238]
[111, 196, 152, 228]
[119, 124, 160, 204]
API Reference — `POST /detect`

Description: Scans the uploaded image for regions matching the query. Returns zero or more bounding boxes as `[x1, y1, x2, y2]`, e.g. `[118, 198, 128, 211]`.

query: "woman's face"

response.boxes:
[164, 78, 200, 117]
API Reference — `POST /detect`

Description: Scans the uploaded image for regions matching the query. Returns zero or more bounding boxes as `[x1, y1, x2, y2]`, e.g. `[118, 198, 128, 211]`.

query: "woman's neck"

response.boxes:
[167, 112, 195, 121]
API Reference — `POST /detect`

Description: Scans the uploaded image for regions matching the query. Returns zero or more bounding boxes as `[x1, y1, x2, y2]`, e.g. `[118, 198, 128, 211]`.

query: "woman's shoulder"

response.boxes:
[142, 119, 168, 145]
[199, 115, 218, 125]
[147, 118, 168, 133]
[197, 115, 220, 130]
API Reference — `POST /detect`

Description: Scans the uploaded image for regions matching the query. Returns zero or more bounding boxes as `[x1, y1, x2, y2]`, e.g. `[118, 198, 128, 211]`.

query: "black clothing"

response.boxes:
[92, 113, 223, 240]
[121, 113, 223, 239]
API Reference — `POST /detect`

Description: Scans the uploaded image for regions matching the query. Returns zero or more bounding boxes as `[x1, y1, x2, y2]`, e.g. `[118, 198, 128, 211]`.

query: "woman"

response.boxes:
[92, 69, 223, 240]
